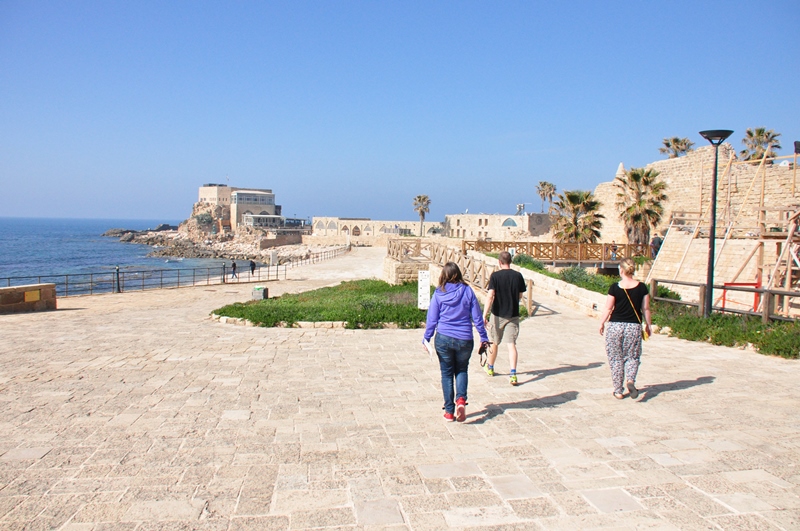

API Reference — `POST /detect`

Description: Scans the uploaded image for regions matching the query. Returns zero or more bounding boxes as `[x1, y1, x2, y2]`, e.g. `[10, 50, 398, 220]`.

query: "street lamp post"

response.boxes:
[699, 130, 734, 318]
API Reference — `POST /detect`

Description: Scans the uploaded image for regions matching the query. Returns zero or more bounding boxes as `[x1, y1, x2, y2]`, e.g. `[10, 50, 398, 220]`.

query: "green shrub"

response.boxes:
[194, 212, 213, 225]
[512, 253, 546, 271]
[559, 266, 618, 295]
[651, 301, 799, 359]
[656, 285, 682, 300]
[214, 279, 427, 329]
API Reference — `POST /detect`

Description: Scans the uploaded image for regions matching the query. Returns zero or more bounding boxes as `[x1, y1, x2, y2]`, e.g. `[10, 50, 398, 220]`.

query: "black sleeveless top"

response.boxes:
[608, 282, 648, 324]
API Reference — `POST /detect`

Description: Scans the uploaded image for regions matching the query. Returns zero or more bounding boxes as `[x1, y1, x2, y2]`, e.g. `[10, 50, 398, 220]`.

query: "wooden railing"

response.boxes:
[388, 239, 537, 314]
[461, 240, 649, 262]
[650, 278, 798, 323]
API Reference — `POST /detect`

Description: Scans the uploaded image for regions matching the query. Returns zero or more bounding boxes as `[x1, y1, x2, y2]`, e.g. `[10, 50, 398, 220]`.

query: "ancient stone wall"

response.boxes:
[595, 145, 799, 242]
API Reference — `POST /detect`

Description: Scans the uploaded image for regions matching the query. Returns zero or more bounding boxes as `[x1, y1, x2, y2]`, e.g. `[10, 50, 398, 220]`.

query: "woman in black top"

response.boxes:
[599, 258, 652, 399]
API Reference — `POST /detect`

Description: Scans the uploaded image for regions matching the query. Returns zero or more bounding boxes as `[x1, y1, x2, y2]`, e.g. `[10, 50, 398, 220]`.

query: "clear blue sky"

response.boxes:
[1, 1, 798, 222]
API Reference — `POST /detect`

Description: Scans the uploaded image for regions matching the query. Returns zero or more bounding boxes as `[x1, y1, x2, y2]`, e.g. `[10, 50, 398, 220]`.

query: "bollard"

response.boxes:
[222, 263, 226, 284]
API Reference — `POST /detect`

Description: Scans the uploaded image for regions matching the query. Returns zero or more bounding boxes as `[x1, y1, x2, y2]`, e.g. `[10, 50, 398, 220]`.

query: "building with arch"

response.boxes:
[444, 213, 551, 240]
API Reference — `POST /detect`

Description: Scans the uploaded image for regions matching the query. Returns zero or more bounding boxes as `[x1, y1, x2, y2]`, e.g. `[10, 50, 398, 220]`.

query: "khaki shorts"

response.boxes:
[488, 315, 520, 345]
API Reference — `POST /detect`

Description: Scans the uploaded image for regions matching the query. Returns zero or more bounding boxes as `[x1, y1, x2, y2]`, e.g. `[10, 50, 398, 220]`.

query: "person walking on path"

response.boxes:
[423, 262, 489, 422]
[249, 260, 256, 276]
[483, 251, 527, 385]
[230, 260, 238, 280]
[599, 258, 652, 399]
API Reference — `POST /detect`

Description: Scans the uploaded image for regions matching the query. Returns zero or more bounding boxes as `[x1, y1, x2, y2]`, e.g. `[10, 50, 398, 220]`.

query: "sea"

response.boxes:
[0, 217, 224, 281]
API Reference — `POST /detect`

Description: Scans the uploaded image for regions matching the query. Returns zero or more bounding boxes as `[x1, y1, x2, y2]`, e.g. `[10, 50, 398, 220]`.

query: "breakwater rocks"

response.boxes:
[102, 224, 178, 243]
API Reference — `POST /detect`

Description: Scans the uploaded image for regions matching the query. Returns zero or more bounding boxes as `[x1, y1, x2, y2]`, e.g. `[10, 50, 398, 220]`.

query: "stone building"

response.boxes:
[305, 217, 444, 246]
[197, 184, 282, 230]
[443, 213, 551, 240]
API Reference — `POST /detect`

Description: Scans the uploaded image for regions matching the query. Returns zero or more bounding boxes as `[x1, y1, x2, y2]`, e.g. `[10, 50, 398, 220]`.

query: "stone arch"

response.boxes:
[363, 225, 372, 233]
[315, 221, 325, 230]
[352, 226, 361, 236]
[327, 221, 338, 230]
[502, 218, 517, 227]
[341, 225, 349, 235]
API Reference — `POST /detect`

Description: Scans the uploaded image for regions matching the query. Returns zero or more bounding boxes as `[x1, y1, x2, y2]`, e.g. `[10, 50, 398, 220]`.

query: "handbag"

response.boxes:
[622, 285, 649, 341]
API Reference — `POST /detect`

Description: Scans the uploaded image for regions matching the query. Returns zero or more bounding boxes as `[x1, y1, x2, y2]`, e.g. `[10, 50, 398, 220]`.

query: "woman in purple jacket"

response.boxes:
[423, 262, 489, 422]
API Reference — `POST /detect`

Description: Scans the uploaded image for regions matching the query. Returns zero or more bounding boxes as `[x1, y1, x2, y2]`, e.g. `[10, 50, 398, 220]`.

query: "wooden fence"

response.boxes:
[387, 239, 537, 315]
[461, 240, 649, 262]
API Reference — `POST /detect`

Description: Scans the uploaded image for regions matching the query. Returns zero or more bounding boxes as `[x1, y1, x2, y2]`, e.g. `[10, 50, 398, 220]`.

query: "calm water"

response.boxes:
[0, 217, 224, 280]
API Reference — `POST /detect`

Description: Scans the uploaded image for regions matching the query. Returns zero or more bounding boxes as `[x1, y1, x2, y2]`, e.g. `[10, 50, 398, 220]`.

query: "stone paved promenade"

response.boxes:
[2, 247, 799, 530]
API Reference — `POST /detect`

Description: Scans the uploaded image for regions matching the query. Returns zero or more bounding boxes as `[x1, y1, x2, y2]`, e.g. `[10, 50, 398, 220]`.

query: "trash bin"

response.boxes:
[252, 286, 268, 300]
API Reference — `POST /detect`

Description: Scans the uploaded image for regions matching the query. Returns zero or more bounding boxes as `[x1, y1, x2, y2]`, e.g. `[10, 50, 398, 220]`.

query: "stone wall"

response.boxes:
[594, 145, 799, 242]
[648, 232, 774, 311]
[0, 284, 57, 314]
[383, 257, 430, 285]
[473, 253, 606, 317]
[258, 233, 302, 249]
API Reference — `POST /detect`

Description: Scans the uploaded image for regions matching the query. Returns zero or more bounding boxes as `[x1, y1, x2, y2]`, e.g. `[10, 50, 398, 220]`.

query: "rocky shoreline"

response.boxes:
[103, 226, 342, 264]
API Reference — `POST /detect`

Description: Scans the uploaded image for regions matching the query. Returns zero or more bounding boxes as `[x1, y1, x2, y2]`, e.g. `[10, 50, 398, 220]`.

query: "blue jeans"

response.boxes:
[434, 333, 473, 414]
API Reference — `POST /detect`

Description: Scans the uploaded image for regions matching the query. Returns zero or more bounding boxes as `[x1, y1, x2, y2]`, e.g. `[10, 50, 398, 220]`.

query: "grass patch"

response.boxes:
[652, 301, 800, 359]
[214, 279, 427, 329]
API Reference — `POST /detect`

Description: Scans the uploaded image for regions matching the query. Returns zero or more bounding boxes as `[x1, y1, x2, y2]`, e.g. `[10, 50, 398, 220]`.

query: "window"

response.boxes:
[502, 218, 517, 227]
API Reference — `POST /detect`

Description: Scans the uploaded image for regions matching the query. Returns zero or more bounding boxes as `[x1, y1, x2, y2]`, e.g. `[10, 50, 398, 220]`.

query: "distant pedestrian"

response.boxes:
[599, 258, 651, 399]
[249, 260, 256, 275]
[423, 262, 489, 422]
[483, 251, 527, 386]
[650, 235, 662, 258]
[230, 260, 238, 279]
[610, 241, 618, 261]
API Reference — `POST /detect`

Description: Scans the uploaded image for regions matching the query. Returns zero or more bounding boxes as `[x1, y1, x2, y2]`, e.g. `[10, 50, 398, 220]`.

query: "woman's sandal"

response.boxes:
[626, 381, 639, 399]
[613, 392, 625, 399]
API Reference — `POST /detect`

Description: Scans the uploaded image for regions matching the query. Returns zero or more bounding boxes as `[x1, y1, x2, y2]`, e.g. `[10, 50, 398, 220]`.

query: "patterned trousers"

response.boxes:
[605, 322, 642, 394]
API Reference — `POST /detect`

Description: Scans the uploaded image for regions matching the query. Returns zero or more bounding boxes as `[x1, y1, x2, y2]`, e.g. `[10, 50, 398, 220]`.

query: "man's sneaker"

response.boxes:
[443, 411, 455, 422]
[510, 374, 518, 386]
[455, 397, 466, 422]
[483, 365, 494, 377]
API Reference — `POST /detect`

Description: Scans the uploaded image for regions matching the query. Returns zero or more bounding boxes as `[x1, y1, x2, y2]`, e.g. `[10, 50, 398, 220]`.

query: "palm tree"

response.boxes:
[412, 195, 431, 237]
[658, 137, 695, 158]
[740, 127, 782, 161]
[550, 190, 604, 243]
[614, 167, 667, 245]
[536, 181, 557, 212]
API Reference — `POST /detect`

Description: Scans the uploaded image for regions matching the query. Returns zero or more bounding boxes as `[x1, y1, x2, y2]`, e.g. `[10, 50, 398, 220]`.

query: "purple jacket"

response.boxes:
[423, 282, 489, 343]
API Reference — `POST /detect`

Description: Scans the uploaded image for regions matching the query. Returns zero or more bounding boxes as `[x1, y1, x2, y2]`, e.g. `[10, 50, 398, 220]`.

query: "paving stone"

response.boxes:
[1, 247, 798, 529]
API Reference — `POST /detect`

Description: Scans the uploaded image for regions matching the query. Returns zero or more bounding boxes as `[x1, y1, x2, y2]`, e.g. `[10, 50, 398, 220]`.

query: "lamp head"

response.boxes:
[699, 130, 734, 146]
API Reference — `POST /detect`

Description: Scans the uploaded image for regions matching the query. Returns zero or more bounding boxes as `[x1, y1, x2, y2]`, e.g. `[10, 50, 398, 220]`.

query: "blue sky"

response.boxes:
[1, 1, 798, 222]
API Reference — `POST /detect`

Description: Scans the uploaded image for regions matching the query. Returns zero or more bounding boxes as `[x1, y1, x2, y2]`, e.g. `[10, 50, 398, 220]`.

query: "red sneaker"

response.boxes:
[443, 411, 455, 422]
[455, 397, 466, 422]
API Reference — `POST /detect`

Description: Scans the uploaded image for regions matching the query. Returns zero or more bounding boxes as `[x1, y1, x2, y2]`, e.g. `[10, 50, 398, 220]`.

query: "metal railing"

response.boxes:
[1, 245, 351, 298]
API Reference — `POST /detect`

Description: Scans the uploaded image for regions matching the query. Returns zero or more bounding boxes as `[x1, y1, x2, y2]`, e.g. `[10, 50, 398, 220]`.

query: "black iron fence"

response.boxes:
[1, 265, 286, 297]
[1, 245, 351, 298]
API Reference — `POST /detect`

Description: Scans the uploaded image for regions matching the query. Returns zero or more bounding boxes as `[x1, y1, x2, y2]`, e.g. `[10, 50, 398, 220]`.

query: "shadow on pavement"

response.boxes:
[529, 303, 558, 317]
[516, 362, 604, 386]
[636, 376, 716, 403]
[466, 391, 579, 425]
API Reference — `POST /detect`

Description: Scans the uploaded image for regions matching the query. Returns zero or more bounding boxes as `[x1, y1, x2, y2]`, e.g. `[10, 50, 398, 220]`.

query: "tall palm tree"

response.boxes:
[412, 195, 431, 237]
[658, 137, 695, 158]
[550, 190, 604, 243]
[740, 127, 782, 161]
[614, 167, 667, 245]
[536, 181, 557, 213]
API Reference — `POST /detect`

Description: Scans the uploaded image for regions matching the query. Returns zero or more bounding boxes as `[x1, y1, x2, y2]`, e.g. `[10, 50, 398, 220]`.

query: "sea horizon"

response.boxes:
[0, 217, 221, 280]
